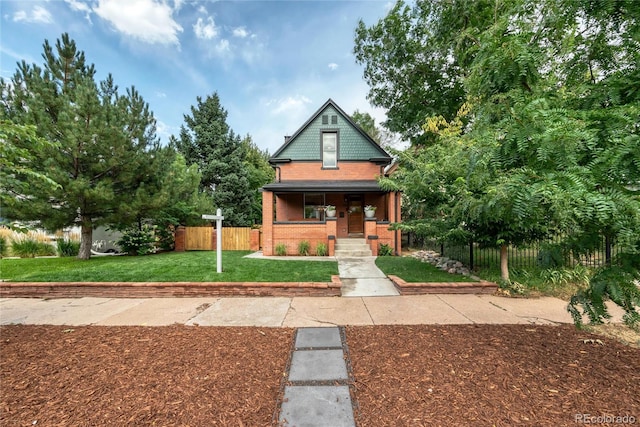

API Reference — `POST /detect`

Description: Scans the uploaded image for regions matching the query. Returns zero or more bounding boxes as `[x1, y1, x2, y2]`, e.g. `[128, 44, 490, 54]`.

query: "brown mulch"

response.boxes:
[0, 326, 293, 426]
[347, 324, 640, 426]
[1, 324, 639, 426]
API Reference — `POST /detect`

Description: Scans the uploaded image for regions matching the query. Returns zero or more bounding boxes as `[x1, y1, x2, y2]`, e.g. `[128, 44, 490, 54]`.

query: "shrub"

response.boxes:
[275, 243, 287, 256]
[117, 225, 156, 256]
[537, 243, 568, 268]
[298, 240, 310, 256]
[9, 231, 56, 258]
[316, 242, 328, 256]
[11, 239, 55, 258]
[56, 237, 80, 257]
[0, 236, 6, 257]
[378, 243, 393, 256]
[156, 225, 176, 252]
[540, 265, 591, 288]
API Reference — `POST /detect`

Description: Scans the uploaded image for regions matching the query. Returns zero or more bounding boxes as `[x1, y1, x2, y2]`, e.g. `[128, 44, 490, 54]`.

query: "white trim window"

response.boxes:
[322, 132, 337, 168]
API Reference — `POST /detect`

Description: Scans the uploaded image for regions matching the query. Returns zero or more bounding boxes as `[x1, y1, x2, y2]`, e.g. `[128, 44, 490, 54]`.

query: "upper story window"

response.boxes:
[322, 132, 337, 168]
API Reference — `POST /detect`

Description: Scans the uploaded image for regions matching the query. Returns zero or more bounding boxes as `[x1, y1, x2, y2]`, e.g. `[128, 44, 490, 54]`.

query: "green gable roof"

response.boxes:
[271, 99, 391, 164]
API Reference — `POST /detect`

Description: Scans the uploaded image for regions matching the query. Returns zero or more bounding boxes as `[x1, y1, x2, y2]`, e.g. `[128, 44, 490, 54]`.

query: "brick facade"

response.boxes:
[261, 98, 402, 257]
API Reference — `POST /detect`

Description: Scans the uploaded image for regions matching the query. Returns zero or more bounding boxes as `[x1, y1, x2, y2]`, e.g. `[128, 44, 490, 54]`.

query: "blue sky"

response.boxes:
[1, 0, 392, 154]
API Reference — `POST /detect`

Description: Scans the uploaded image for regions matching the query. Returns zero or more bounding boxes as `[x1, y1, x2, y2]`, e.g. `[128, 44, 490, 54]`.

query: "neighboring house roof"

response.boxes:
[270, 98, 392, 165]
[262, 179, 385, 193]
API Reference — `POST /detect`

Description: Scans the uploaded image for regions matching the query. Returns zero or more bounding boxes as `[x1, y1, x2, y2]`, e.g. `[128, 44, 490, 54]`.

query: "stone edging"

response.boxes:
[388, 275, 498, 295]
[0, 276, 343, 298]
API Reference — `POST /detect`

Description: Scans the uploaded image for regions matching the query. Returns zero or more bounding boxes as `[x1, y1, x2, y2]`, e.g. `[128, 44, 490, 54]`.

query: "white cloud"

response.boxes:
[216, 39, 230, 53]
[267, 95, 313, 115]
[173, 0, 185, 11]
[65, 0, 92, 14]
[155, 120, 177, 145]
[233, 27, 249, 38]
[93, 0, 183, 46]
[65, 0, 93, 23]
[13, 6, 53, 24]
[328, 63, 338, 71]
[193, 16, 218, 40]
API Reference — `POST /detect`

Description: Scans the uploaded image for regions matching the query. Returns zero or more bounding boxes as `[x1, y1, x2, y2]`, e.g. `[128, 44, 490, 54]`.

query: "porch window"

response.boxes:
[304, 193, 326, 220]
[322, 132, 337, 168]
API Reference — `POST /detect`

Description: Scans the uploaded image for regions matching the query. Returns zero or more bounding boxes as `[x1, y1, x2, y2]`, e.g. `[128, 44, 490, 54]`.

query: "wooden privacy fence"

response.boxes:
[176, 226, 260, 251]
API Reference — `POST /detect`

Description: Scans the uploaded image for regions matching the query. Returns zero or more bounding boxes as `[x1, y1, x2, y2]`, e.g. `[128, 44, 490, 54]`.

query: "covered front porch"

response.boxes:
[261, 180, 401, 256]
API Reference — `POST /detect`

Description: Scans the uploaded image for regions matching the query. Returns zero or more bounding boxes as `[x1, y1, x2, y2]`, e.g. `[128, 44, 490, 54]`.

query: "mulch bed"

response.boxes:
[1, 326, 293, 426]
[347, 324, 640, 426]
[2, 324, 639, 426]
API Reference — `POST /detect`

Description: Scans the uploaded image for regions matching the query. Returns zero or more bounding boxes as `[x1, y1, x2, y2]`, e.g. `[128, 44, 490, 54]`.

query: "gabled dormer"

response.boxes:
[269, 99, 392, 173]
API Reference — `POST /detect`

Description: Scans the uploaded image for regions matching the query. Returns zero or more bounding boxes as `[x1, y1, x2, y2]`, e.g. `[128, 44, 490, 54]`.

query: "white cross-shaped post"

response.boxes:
[202, 208, 224, 273]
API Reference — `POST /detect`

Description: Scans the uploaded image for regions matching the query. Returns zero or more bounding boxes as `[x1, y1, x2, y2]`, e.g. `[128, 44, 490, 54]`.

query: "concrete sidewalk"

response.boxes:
[0, 295, 626, 327]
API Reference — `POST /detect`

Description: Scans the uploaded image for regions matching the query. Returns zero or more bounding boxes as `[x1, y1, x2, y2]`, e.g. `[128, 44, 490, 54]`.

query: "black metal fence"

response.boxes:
[418, 235, 621, 271]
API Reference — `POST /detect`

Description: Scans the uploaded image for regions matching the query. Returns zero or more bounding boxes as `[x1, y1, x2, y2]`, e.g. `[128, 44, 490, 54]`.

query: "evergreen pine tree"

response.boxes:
[172, 93, 253, 226]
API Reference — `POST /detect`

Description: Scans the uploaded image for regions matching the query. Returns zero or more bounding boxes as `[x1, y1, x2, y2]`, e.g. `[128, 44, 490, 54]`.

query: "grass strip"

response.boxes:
[375, 256, 477, 283]
[0, 251, 338, 282]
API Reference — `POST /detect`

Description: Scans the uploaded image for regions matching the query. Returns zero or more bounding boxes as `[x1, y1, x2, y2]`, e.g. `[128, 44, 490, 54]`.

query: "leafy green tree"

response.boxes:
[241, 135, 274, 224]
[370, 0, 639, 325]
[172, 93, 253, 226]
[354, 0, 505, 145]
[351, 110, 382, 144]
[0, 33, 159, 259]
[120, 148, 203, 251]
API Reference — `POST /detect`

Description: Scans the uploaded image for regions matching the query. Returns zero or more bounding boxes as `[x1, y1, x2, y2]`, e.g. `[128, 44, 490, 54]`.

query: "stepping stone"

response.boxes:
[289, 349, 348, 382]
[279, 385, 355, 427]
[295, 327, 342, 349]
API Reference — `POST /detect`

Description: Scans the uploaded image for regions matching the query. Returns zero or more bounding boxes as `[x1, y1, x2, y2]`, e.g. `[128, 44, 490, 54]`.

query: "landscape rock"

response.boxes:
[409, 250, 473, 277]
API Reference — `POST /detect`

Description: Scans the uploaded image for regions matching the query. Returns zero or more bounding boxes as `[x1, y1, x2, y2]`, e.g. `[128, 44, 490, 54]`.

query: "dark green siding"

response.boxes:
[277, 105, 384, 161]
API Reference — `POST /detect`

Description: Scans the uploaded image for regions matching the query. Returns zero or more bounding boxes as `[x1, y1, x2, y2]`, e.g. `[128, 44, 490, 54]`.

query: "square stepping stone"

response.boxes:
[279, 385, 355, 427]
[289, 349, 348, 382]
[295, 327, 342, 349]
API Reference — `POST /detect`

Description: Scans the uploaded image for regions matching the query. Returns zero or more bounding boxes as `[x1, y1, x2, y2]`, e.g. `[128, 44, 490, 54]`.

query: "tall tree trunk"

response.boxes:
[78, 217, 93, 260]
[500, 243, 510, 283]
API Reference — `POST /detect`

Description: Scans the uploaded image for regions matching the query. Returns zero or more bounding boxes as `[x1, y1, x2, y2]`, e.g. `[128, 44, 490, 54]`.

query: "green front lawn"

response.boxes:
[0, 251, 339, 282]
[375, 256, 478, 283]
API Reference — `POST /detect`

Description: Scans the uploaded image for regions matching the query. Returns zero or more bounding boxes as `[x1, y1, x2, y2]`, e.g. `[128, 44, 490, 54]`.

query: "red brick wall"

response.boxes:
[175, 226, 186, 252]
[262, 191, 274, 255]
[280, 162, 383, 181]
[250, 229, 260, 251]
[271, 223, 332, 256]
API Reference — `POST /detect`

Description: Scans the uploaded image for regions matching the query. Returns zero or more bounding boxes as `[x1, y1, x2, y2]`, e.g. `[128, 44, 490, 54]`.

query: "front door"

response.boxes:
[347, 195, 364, 235]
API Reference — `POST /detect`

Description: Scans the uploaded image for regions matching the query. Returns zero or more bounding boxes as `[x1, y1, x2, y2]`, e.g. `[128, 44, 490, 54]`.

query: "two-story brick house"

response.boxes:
[261, 99, 401, 256]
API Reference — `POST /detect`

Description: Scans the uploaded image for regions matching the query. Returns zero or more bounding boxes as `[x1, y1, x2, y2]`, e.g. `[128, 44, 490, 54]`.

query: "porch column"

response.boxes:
[365, 218, 378, 255]
[326, 217, 337, 256]
[262, 190, 274, 256]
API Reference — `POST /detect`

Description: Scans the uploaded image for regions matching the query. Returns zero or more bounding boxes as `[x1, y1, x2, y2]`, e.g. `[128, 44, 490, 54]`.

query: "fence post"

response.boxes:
[174, 226, 186, 252]
[605, 235, 612, 265]
[469, 240, 474, 270]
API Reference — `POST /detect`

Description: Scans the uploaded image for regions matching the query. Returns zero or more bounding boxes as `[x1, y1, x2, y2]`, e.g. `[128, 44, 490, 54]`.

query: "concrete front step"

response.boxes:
[334, 250, 373, 257]
[335, 238, 372, 257]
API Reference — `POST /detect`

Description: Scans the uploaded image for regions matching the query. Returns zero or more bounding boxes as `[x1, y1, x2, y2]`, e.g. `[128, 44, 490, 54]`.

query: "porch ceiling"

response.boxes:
[262, 180, 386, 193]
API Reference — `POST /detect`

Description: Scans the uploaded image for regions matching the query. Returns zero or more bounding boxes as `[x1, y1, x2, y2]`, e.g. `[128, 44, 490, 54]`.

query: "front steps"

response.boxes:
[334, 238, 372, 257]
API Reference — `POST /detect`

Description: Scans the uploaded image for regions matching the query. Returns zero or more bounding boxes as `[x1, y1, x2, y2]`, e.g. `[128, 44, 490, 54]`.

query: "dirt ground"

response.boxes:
[2, 324, 639, 426]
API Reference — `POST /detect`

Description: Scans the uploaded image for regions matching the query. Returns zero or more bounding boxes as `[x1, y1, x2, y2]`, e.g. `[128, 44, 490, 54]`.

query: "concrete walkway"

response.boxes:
[337, 256, 399, 297]
[279, 327, 355, 426]
[0, 295, 626, 327]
